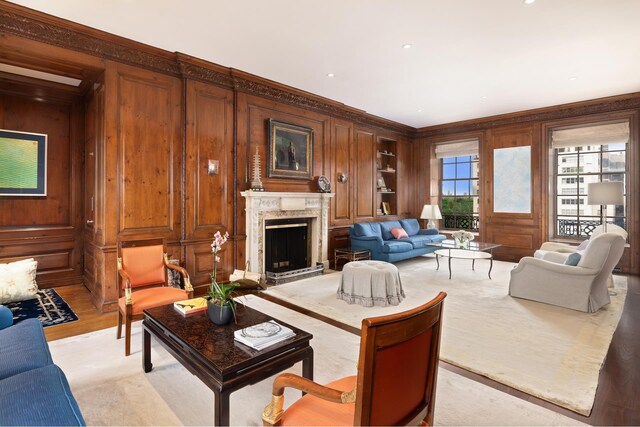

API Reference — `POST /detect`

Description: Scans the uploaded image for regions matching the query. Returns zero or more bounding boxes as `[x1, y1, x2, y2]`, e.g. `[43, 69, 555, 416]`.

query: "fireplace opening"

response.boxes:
[265, 218, 311, 274]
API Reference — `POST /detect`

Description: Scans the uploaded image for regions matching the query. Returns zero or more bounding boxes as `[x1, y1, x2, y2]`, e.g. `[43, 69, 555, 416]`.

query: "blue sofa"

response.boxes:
[349, 218, 446, 262]
[0, 308, 85, 426]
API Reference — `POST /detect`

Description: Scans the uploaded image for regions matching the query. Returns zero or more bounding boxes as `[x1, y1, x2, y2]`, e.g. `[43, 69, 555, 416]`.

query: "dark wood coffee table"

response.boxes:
[142, 304, 313, 426]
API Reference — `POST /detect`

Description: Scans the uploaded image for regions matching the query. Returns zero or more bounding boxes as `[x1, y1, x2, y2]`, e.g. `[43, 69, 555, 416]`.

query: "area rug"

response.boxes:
[262, 256, 627, 416]
[5, 288, 78, 327]
[48, 295, 583, 426]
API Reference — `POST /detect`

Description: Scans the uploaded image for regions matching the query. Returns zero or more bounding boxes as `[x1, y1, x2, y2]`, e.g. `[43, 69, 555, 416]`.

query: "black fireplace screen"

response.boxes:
[264, 219, 310, 273]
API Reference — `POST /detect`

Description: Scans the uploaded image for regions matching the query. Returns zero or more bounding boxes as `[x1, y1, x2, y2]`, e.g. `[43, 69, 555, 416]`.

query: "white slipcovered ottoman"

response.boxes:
[337, 260, 404, 307]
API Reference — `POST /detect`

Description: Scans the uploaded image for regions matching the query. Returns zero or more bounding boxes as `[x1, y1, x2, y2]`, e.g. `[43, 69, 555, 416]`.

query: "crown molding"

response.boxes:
[416, 92, 640, 139]
[1, 2, 415, 137]
[0, 3, 180, 75]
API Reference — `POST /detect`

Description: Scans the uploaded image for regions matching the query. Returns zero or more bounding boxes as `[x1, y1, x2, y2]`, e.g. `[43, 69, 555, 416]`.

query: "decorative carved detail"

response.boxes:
[417, 94, 640, 138]
[0, 9, 180, 75]
[178, 60, 234, 88]
[232, 75, 413, 135]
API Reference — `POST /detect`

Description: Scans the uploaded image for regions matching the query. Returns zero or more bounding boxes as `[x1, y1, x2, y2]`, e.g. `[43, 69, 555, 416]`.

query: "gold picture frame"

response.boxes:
[382, 202, 390, 215]
[267, 119, 313, 180]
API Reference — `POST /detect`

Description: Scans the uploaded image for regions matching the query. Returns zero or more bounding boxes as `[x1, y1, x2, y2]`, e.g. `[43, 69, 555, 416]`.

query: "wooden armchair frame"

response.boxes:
[116, 239, 193, 356]
[263, 292, 446, 426]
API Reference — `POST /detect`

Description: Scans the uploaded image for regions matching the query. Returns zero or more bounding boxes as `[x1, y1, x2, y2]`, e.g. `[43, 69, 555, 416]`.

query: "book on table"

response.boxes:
[173, 297, 208, 316]
[234, 320, 295, 350]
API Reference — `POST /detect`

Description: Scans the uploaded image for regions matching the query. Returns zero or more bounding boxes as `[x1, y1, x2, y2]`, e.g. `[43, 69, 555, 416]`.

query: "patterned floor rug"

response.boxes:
[5, 288, 78, 327]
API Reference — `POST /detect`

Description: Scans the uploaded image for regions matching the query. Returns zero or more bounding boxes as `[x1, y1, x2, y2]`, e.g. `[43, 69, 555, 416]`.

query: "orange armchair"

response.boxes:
[262, 292, 446, 426]
[117, 239, 193, 356]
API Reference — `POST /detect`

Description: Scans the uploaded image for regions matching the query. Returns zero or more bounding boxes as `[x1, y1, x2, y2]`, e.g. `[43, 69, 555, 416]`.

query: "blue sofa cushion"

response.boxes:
[352, 222, 382, 238]
[0, 305, 12, 330]
[0, 318, 53, 380]
[399, 219, 420, 236]
[402, 234, 445, 249]
[382, 241, 414, 253]
[0, 364, 85, 426]
[418, 228, 439, 236]
[380, 221, 402, 241]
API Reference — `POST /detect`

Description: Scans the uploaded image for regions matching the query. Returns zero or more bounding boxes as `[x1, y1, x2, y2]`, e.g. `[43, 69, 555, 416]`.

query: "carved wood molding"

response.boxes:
[0, 7, 180, 75]
[416, 94, 640, 138]
[1, 3, 414, 137]
[231, 74, 414, 135]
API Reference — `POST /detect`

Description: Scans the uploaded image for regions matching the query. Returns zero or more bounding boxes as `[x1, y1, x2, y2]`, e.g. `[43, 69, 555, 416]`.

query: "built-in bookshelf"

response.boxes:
[376, 137, 397, 217]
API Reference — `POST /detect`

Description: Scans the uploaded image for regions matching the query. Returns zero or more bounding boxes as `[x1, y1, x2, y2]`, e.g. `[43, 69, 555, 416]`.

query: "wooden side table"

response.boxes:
[334, 247, 371, 271]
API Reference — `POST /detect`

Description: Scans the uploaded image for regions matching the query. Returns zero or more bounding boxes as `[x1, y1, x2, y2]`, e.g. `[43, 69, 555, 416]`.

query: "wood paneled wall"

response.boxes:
[0, 3, 415, 311]
[416, 102, 640, 274]
[0, 93, 84, 288]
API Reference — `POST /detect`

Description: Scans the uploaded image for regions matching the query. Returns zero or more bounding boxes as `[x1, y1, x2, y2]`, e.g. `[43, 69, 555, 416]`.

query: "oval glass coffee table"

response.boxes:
[427, 240, 502, 279]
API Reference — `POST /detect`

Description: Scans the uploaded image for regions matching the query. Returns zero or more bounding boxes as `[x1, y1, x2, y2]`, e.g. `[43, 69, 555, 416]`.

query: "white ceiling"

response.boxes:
[10, 0, 640, 128]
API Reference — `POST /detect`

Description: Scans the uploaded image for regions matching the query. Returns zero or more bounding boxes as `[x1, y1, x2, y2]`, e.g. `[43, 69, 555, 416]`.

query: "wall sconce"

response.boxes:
[337, 172, 348, 183]
[207, 160, 219, 175]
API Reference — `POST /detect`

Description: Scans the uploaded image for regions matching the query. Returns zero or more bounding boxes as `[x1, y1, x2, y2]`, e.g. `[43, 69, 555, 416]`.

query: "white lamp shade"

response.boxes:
[587, 182, 624, 205]
[420, 204, 442, 220]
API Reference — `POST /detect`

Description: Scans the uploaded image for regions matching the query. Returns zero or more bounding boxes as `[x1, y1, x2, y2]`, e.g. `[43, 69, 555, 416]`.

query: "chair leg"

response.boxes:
[116, 309, 123, 339]
[125, 314, 132, 357]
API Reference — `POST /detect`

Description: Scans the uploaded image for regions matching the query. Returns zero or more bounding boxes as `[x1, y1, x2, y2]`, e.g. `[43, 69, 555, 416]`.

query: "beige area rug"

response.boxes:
[263, 256, 627, 416]
[48, 295, 583, 426]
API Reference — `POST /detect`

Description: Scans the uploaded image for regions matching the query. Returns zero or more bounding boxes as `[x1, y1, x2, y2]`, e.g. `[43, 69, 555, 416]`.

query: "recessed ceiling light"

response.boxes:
[481, 96, 488, 99]
[326, 73, 335, 78]
[568, 76, 578, 81]
[523, 0, 535, 4]
[417, 109, 423, 113]
[402, 44, 412, 49]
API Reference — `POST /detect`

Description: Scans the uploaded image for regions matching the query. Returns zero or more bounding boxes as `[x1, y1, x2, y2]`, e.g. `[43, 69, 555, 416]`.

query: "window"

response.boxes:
[551, 121, 628, 238]
[435, 138, 480, 231]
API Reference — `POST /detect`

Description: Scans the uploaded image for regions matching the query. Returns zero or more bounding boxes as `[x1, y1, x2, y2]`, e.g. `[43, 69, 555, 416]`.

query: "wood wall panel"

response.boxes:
[238, 94, 329, 193]
[330, 119, 353, 226]
[185, 80, 234, 240]
[482, 124, 542, 259]
[396, 138, 414, 217]
[117, 68, 181, 237]
[354, 128, 376, 221]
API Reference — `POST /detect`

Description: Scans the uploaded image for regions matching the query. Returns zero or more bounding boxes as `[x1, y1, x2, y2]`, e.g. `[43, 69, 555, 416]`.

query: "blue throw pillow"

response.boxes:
[399, 219, 420, 236]
[0, 305, 13, 330]
[564, 253, 581, 266]
[380, 221, 402, 240]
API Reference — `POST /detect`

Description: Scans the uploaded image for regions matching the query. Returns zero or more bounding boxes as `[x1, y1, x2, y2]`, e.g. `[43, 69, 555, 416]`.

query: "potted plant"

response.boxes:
[207, 231, 240, 325]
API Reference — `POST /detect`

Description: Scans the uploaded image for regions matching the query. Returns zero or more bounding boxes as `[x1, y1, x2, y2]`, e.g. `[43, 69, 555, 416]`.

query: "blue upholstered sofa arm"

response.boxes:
[0, 319, 85, 425]
[349, 234, 384, 259]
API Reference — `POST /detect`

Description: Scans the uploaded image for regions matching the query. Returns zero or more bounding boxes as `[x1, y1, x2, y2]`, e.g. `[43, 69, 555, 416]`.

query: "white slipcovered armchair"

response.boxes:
[534, 223, 627, 263]
[509, 233, 626, 313]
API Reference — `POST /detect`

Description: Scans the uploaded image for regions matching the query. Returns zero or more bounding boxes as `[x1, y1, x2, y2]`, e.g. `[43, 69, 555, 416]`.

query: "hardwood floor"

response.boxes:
[44, 284, 117, 342]
[45, 277, 640, 425]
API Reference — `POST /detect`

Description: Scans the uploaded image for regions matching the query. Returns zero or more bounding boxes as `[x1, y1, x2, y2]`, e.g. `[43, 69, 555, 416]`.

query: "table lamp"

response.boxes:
[587, 182, 624, 232]
[420, 204, 442, 229]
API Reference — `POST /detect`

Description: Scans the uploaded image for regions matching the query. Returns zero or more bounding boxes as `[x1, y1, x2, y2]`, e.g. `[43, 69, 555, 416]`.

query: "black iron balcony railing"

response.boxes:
[442, 214, 479, 231]
[557, 219, 626, 237]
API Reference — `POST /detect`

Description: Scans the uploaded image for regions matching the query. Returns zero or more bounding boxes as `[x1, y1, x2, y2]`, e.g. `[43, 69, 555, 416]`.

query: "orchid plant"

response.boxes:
[208, 231, 240, 317]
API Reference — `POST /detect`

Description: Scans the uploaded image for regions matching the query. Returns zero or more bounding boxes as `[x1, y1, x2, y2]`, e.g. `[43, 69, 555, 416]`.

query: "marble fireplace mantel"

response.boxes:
[240, 191, 335, 277]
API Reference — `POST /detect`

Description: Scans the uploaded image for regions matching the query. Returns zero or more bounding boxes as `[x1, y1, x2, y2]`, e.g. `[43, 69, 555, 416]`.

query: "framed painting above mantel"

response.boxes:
[267, 119, 313, 180]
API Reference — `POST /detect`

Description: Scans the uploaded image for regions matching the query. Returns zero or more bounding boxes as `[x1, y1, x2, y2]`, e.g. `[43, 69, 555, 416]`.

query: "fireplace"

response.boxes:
[241, 191, 334, 284]
[265, 218, 311, 273]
